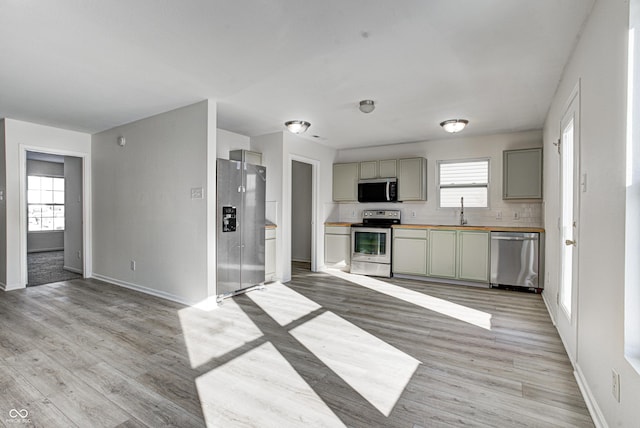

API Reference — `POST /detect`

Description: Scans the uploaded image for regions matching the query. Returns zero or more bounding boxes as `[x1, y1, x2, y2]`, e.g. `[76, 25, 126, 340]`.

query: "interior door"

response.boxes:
[557, 87, 580, 363]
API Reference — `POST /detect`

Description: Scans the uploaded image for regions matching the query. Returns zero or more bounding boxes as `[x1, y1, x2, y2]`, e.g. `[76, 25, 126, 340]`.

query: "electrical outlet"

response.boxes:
[412, 211, 417, 218]
[351, 210, 356, 218]
[496, 211, 502, 220]
[612, 369, 620, 402]
[513, 212, 520, 220]
[77, 250, 81, 259]
[130, 260, 136, 271]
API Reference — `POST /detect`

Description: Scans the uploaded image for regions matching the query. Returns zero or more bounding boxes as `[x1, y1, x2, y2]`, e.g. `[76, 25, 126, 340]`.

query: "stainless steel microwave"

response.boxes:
[358, 178, 398, 203]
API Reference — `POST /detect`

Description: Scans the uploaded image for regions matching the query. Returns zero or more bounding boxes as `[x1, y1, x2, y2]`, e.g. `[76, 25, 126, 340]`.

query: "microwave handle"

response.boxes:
[386, 181, 390, 201]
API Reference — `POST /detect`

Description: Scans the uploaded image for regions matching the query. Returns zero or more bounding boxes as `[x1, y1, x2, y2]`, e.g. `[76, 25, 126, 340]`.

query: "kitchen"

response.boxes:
[0, 0, 638, 427]
[323, 130, 544, 290]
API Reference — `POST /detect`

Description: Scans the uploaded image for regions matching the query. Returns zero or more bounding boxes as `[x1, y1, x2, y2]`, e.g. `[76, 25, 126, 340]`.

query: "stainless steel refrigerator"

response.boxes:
[216, 158, 267, 296]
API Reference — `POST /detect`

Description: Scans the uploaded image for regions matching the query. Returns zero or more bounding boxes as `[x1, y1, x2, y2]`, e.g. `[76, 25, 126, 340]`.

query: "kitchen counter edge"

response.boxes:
[325, 222, 543, 233]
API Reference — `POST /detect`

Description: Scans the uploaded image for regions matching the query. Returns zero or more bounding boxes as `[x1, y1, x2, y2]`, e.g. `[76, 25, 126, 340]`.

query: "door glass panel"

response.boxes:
[561, 117, 575, 316]
[354, 232, 387, 255]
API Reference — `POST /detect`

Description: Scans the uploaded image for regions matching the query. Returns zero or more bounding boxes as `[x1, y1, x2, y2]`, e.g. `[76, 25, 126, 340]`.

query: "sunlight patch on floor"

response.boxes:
[290, 311, 420, 417]
[247, 281, 321, 326]
[326, 269, 492, 330]
[178, 299, 263, 369]
[196, 341, 346, 427]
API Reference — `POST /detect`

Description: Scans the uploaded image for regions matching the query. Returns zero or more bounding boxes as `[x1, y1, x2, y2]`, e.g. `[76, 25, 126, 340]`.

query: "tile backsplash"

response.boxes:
[335, 201, 543, 228]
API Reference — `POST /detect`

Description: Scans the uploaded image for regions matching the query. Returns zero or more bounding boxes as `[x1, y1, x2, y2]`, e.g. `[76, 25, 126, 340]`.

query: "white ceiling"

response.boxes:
[0, 0, 594, 149]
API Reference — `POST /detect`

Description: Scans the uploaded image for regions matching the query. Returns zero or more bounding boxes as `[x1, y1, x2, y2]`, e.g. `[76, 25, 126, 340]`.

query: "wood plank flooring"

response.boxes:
[0, 263, 593, 427]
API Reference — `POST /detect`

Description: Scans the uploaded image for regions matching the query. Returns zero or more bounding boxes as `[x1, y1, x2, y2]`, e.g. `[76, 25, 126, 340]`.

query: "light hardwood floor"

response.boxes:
[0, 263, 593, 427]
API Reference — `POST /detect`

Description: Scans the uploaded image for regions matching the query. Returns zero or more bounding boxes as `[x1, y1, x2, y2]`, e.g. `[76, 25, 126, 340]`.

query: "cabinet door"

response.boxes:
[359, 161, 378, 179]
[428, 230, 457, 278]
[398, 158, 427, 201]
[379, 159, 397, 178]
[503, 148, 542, 199]
[333, 163, 359, 201]
[393, 238, 427, 275]
[458, 231, 490, 282]
[325, 234, 351, 265]
[265, 238, 276, 280]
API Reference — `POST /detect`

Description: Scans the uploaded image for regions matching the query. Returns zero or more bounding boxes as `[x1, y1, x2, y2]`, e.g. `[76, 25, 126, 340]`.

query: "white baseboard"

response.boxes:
[291, 258, 311, 263]
[63, 265, 83, 274]
[540, 291, 606, 427]
[27, 247, 64, 253]
[1, 282, 25, 291]
[541, 290, 557, 326]
[91, 274, 196, 306]
[575, 365, 608, 428]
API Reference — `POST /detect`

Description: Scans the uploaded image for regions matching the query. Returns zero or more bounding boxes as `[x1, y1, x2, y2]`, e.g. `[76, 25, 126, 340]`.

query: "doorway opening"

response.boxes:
[291, 160, 313, 273]
[25, 151, 84, 286]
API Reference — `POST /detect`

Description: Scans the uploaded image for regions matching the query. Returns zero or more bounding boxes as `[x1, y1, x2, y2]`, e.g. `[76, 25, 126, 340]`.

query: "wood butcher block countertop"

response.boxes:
[393, 224, 545, 233]
[325, 222, 544, 233]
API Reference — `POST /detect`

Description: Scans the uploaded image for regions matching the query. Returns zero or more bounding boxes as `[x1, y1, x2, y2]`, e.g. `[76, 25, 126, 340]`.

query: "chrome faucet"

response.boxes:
[460, 197, 467, 226]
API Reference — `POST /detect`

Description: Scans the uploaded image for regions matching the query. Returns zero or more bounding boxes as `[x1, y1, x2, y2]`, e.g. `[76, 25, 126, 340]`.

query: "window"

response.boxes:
[27, 175, 65, 231]
[438, 159, 489, 208]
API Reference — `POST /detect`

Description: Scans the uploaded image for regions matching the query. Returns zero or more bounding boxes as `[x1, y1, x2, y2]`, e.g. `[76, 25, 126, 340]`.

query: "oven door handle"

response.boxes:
[386, 181, 390, 201]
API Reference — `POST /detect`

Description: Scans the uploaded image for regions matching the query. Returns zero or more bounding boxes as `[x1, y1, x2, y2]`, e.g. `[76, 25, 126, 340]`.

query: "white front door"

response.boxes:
[557, 86, 581, 363]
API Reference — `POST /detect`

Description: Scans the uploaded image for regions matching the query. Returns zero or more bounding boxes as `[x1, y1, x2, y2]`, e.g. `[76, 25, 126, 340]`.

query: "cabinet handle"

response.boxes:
[565, 239, 576, 246]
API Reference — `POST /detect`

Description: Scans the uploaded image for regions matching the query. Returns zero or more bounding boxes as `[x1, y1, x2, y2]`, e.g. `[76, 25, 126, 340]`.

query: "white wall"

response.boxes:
[251, 132, 338, 281]
[26, 159, 64, 253]
[543, 0, 640, 426]
[291, 160, 312, 262]
[216, 128, 250, 159]
[0, 120, 6, 288]
[92, 100, 216, 305]
[2, 119, 91, 290]
[335, 130, 543, 227]
[64, 156, 83, 273]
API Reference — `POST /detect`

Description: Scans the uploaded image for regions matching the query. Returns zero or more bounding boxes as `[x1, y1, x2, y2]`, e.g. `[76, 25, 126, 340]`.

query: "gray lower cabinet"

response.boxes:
[392, 229, 428, 275]
[265, 228, 276, 281]
[428, 230, 457, 278]
[325, 226, 351, 266]
[394, 228, 490, 283]
[503, 148, 543, 199]
[457, 230, 490, 282]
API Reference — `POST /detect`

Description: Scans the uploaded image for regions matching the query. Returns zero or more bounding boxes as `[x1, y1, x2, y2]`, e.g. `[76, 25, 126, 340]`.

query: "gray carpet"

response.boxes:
[28, 251, 82, 287]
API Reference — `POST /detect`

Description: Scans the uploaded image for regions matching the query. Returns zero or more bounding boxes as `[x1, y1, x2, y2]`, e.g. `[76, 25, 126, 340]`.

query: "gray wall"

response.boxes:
[64, 156, 83, 273]
[0, 120, 6, 287]
[291, 160, 312, 262]
[26, 159, 64, 253]
[92, 100, 215, 304]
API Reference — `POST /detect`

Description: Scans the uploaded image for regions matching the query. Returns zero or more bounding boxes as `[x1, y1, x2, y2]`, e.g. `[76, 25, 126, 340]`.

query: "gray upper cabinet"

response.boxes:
[359, 159, 397, 179]
[359, 161, 378, 179]
[333, 163, 359, 201]
[398, 157, 427, 201]
[503, 148, 543, 199]
[378, 159, 397, 178]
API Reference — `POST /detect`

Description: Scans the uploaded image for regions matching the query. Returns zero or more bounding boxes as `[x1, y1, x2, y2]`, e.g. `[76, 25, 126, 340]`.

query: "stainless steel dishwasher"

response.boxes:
[490, 232, 542, 292]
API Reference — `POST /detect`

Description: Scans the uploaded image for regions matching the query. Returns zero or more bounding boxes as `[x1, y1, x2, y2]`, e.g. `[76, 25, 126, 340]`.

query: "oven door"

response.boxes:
[351, 227, 392, 264]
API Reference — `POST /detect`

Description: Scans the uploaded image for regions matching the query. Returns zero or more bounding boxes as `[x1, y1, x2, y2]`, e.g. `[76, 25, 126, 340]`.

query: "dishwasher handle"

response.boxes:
[491, 236, 537, 241]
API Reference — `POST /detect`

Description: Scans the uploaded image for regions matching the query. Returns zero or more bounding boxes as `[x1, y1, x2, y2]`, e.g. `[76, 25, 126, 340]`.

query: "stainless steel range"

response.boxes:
[350, 209, 401, 278]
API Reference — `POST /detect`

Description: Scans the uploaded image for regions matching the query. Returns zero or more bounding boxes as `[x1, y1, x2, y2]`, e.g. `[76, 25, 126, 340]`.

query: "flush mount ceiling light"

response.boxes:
[440, 119, 469, 133]
[284, 120, 311, 134]
[359, 99, 375, 114]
